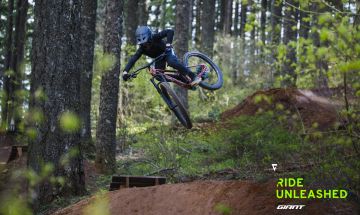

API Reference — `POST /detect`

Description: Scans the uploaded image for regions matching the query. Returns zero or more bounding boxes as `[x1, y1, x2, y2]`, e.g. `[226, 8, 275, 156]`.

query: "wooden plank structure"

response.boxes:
[109, 175, 166, 191]
[0, 145, 28, 165]
[0, 133, 28, 164]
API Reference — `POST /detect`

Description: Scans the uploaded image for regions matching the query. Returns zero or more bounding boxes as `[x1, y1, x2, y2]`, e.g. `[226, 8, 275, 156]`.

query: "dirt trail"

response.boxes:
[54, 180, 357, 215]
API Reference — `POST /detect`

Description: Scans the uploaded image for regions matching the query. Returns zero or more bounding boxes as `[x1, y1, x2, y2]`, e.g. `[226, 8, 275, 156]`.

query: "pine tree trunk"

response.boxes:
[194, 0, 202, 49]
[1, 0, 14, 129]
[137, 0, 148, 25]
[249, 0, 256, 65]
[28, 0, 85, 209]
[260, 0, 267, 45]
[355, 0, 360, 26]
[311, 1, 328, 88]
[121, 0, 139, 123]
[270, 0, 282, 84]
[223, 0, 233, 34]
[218, 0, 226, 31]
[95, 0, 123, 173]
[189, 0, 194, 38]
[200, 0, 216, 57]
[160, 0, 167, 29]
[259, 0, 267, 63]
[298, 2, 310, 39]
[79, 0, 97, 145]
[154, 4, 161, 28]
[281, 0, 299, 87]
[7, 0, 28, 131]
[239, 0, 248, 39]
[234, 1, 240, 36]
[125, 0, 139, 45]
[270, 0, 282, 46]
[174, 0, 191, 111]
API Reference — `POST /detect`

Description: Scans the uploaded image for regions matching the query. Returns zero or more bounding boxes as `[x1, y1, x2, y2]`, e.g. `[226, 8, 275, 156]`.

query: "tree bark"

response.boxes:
[239, 0, 248, 39]
[269, 0, 282, 84]
[260, 0, 267, 45]
[234, 1, 240, 36]
[311, 1, 328, 88]
[249, 0, 256, 64]
[95, 0, 123, 173]
[137, 0, 148, 25]
[79, 0, 97, 144]
[270, 0, 282, 46]
[189, 0, 194, 38]
[200, 0, 216, 57]
[355, 0, 360, 26]
[194, 0, 202, 49]
[160, 0, 167, 29]
[259, 0, 267, 63]
[125, 0, 139, 45]
[218, 0, 226, 31]
[1, 0, 14, 129]
[298, 1, 310, 39]
[174, 0, 191, 112]
[223, 0, 233, 34]
[121, 0, 139, 123]
[281, 0, 299, 87]
[28, 0, 85, 209]
[9, 0, 29, 131]
[154, 3, 161, 28]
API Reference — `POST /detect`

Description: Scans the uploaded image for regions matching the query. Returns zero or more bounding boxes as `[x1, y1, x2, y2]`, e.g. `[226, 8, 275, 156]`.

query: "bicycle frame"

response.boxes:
[130, 53, 209, 90]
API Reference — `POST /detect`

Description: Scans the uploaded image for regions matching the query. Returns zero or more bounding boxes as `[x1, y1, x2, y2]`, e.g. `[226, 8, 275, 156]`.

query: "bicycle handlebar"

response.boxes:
[128, 53, 167, 80]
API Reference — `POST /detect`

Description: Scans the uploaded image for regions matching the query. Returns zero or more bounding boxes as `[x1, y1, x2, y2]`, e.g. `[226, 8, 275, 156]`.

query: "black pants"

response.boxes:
[155, 50, 196, 79]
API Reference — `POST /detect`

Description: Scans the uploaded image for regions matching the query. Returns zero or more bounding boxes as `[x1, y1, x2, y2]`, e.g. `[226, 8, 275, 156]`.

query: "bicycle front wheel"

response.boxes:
[184, 51, 223, 90]
[159, 82, 192, 129]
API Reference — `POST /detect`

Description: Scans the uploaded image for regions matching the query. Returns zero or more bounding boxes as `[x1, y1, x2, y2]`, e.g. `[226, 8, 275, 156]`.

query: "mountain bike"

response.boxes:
[127, 51, 223, 129]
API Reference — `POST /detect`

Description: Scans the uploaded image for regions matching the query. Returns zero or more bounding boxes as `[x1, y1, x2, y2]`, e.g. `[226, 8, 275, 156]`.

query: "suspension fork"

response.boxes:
[150, 76, 177, 110]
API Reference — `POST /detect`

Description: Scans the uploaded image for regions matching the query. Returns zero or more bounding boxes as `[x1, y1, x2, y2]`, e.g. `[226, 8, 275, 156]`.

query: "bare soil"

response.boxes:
[221, 88, 343, 131]
[54, 180, 357, 215]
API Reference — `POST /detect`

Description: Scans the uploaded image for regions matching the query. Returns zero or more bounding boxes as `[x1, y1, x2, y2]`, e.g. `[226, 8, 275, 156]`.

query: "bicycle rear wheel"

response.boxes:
[159, 82, 192, 129]
[184, 51, 223, 90]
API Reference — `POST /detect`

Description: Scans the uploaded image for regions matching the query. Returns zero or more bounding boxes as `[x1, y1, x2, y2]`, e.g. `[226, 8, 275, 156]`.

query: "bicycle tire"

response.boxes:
[183, 51, 223, 90]
[159, 82, 192, 129]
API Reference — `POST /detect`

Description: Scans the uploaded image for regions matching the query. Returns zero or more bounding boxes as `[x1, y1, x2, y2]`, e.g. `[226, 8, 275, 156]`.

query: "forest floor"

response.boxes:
[52, 87, 358, 215]
[1, 87, 359, 215]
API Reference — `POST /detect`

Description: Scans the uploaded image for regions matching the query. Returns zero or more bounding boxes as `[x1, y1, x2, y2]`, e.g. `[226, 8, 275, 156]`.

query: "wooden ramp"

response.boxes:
[109, 175, 166, 191]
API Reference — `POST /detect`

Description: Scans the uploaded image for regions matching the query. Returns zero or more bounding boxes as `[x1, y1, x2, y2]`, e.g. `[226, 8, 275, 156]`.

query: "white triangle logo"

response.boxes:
[272, 164, 278, 172]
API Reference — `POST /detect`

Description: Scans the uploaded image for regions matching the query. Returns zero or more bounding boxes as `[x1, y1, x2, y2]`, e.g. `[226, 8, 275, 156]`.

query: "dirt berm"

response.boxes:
[54, 180, 357, 215]
[221, 88, 343, 131]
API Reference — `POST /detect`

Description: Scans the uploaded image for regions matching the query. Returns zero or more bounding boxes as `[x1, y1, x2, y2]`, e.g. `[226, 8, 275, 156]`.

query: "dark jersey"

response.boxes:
[124, 29, 174, 72]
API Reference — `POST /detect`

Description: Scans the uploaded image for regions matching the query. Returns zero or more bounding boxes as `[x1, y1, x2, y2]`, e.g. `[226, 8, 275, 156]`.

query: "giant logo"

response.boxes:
[277, 205, 306, 210]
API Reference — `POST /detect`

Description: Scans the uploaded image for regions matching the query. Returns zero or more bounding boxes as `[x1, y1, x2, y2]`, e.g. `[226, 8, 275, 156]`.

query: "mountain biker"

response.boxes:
[122, 26, 202, 86]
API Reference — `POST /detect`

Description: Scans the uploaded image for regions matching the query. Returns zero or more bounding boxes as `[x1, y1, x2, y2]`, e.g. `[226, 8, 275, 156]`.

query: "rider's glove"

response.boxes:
[122, 71, 130, 81]
[165, 43, 172, 54]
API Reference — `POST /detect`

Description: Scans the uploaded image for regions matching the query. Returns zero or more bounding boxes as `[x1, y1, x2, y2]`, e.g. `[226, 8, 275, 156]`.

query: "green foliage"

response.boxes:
[214, 203, 232, 215]
[83, 191, 110, 215]
[0, 195, 32, 215]
[59, 111, 81, 133]
[94, 52, 116, 75]
[117, 114, 305, 180]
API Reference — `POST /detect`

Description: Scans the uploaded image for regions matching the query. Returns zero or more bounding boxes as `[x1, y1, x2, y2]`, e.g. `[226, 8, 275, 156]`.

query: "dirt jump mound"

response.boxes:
[221, 88, 342, 131]
[54, 180, 357, 215]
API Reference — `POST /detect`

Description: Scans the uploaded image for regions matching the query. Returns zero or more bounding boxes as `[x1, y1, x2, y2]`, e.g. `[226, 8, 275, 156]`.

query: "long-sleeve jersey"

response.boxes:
[124, 29, 174, 72]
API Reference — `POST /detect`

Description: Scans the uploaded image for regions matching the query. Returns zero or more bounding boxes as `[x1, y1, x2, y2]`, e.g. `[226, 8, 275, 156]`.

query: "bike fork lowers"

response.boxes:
[150, 77, 177, 110]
